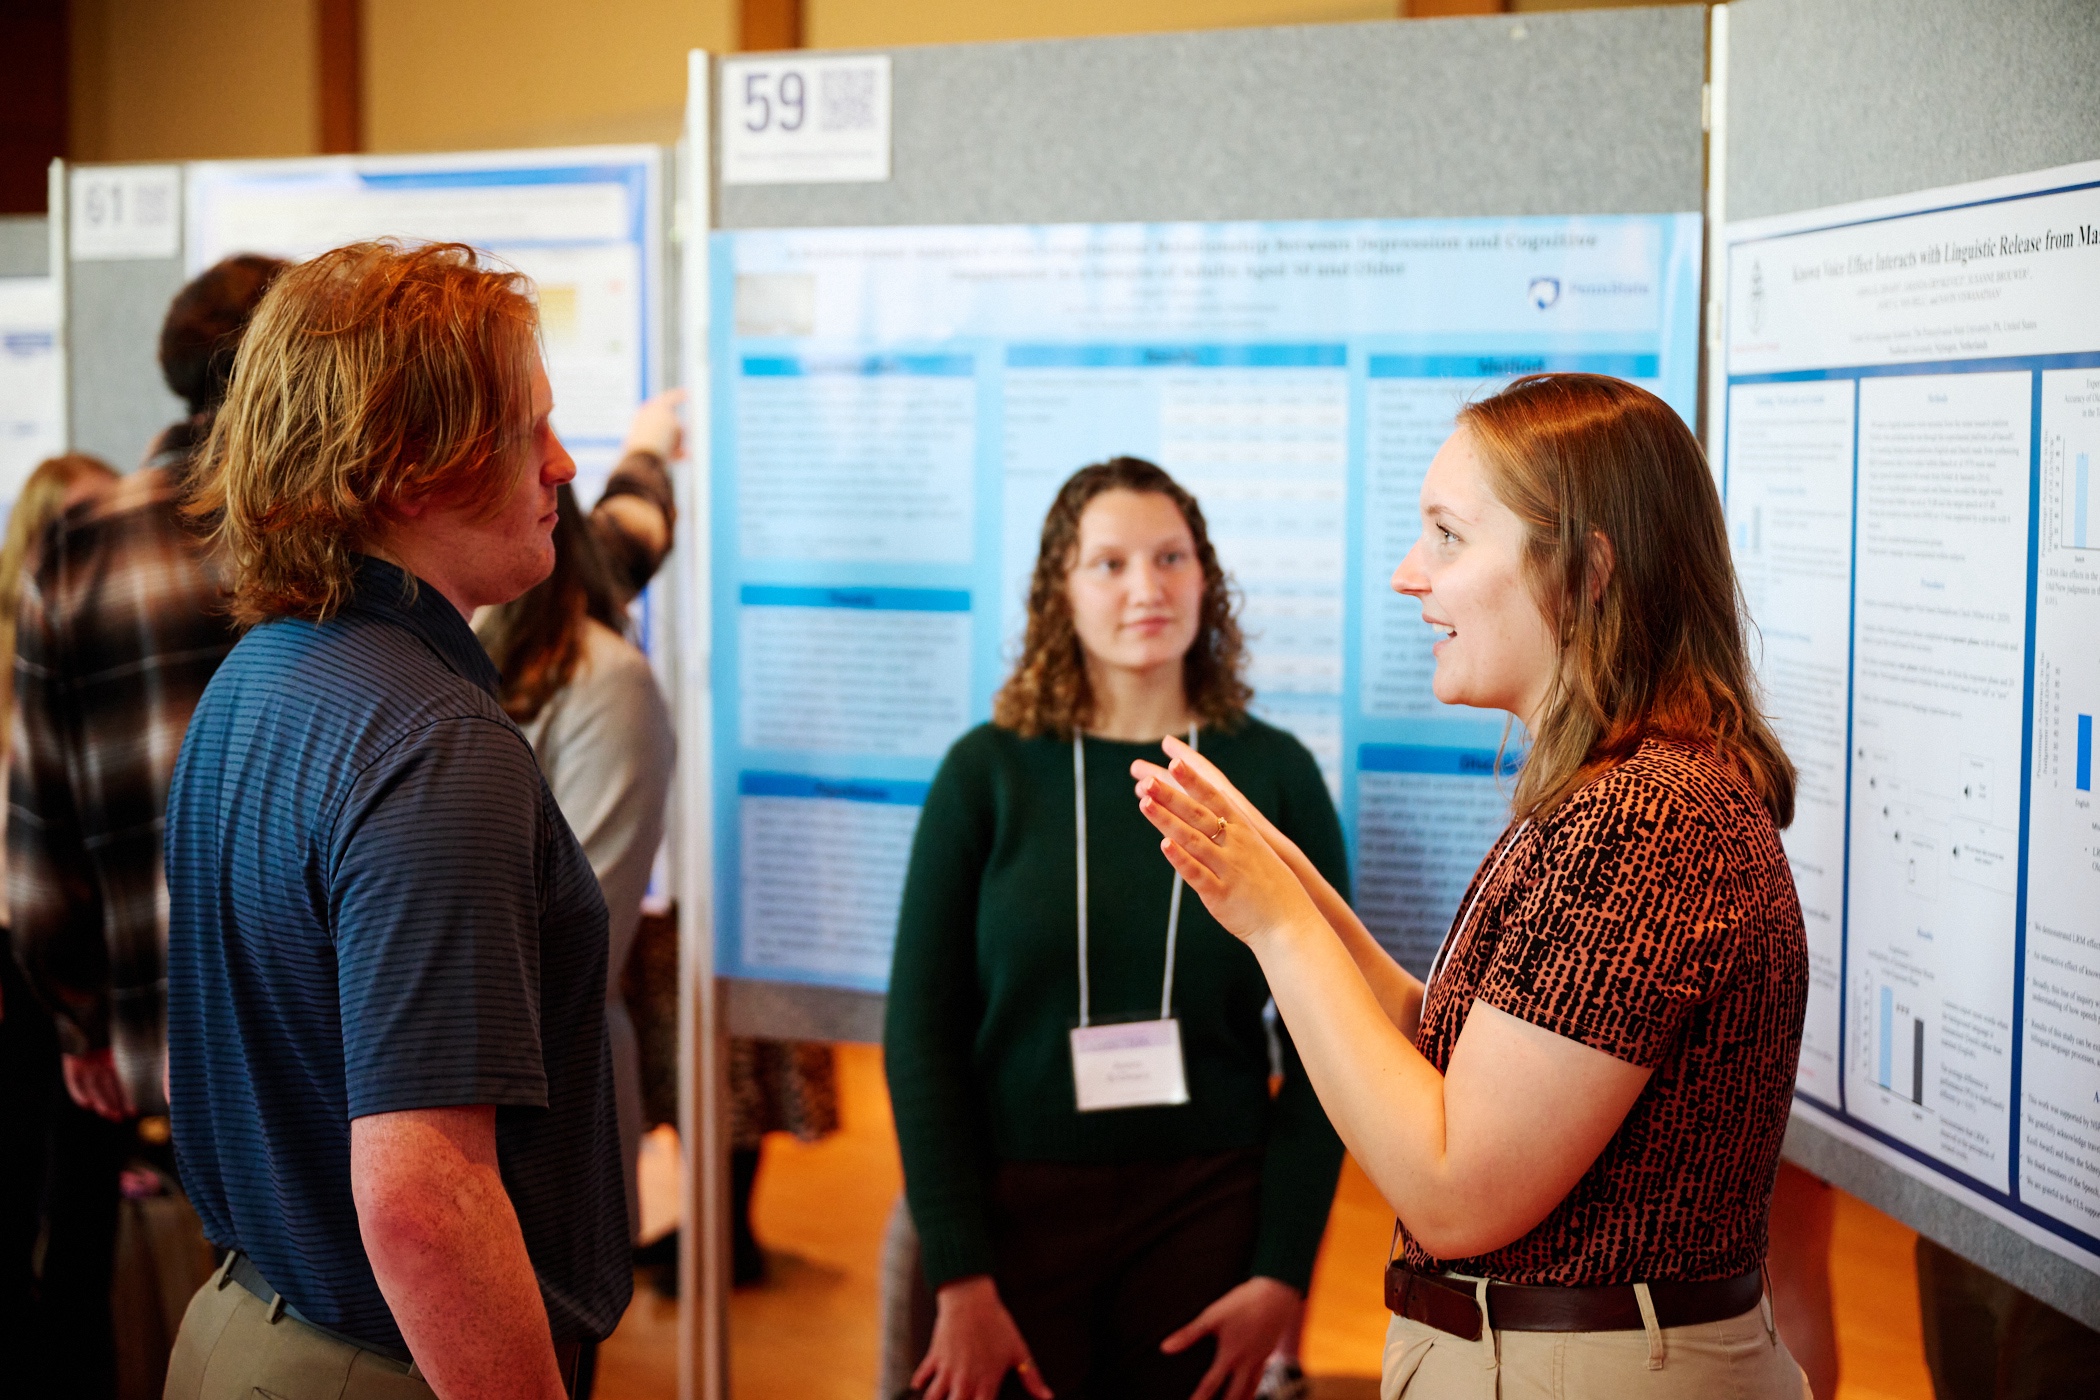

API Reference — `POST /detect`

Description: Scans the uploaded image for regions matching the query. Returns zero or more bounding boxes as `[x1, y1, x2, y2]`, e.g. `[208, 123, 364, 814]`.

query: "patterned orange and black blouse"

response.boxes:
[1403, 737, 1809, 1286]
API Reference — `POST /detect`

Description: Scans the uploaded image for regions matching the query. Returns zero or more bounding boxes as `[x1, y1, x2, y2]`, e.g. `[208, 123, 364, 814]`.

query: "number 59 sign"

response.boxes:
[720, 55, 892, 187]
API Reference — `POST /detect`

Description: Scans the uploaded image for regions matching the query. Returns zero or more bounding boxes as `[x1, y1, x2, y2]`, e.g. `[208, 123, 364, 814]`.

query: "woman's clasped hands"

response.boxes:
[1131, 736, 1325, 950]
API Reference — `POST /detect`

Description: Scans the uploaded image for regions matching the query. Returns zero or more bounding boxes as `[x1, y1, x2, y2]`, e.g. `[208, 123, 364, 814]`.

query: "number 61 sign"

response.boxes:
[720, 54, 892, 187]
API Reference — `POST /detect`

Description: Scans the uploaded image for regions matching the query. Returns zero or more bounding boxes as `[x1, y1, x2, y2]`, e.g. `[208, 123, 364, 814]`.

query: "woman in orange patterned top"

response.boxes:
[1129, 374, 1810, 1398]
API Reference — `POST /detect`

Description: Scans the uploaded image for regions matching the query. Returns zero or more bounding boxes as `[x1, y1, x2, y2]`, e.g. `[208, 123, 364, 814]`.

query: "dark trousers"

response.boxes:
[0, 927, 130, 1399]
[0, 928, 58, 1358]
[1917, 1237, 2100, 1400]
[989, 1148, 1263, 1400]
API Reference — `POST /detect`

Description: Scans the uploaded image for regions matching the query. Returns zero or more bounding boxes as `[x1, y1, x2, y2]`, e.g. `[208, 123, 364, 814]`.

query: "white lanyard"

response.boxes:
[1073, 724, 1196, 1029]
[1423, 819, 1530, 994]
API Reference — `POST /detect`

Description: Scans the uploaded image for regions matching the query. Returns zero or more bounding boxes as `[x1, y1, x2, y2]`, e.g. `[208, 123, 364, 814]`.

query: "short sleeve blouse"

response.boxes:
[1404, 738, 1809, 1286]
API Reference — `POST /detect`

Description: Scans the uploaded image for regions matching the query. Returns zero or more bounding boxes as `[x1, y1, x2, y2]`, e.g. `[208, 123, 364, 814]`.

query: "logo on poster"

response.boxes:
[1528, 277, 1561, 310]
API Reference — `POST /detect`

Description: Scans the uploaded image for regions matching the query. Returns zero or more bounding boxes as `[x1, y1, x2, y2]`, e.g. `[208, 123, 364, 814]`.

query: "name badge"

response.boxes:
[1070, 1018, 1190, 1112]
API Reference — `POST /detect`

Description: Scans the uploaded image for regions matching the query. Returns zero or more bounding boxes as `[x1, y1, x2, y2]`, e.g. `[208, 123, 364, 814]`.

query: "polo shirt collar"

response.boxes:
[346, 555, 502, 697]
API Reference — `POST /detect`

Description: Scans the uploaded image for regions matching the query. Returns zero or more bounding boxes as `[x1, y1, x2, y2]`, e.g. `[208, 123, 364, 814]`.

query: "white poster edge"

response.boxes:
[182, 142, 668, 275]
[1724, 156, 2100, 250]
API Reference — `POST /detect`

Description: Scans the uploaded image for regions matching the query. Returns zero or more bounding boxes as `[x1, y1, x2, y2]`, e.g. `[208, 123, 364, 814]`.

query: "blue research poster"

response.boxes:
[1722, 160, 2100, 1271]
[185, 147, 662, 505]
[710, 214, 1701, 992]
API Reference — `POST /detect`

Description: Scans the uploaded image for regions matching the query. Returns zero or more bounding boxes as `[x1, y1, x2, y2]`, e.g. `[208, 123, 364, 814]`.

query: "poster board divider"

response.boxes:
[1702, 4, 1729, 473]
[675, 46, 729, 1400]
[1786, 1116, 2100, 1328]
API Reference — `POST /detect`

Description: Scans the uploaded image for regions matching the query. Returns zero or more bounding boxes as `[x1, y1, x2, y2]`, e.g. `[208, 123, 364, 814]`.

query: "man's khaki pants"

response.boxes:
[163, 1263, 434, 1400]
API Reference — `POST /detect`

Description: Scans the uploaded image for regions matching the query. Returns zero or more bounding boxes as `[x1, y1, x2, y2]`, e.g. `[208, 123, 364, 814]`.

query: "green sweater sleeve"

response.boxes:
[1250, 743, 1351, 1290]
[884, 732, 999, 1289]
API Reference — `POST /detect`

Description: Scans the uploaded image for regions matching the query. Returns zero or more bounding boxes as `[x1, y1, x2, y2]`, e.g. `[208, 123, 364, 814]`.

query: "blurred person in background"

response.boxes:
[0, 452, 119, 1375]
[546, 390, 841, 1294]
[8, 253, 283, 1400]
[477, 423, 677, 1244]
[1914, 1237, 2100, 1400]
[586, 392, 680, 612]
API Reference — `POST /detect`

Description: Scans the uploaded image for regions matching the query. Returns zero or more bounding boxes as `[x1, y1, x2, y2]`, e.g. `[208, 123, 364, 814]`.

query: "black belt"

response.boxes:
[222, 1251, 416, 1366]
[1384, 1260, 1765, 1342]
[220, 1251, 591, 1392]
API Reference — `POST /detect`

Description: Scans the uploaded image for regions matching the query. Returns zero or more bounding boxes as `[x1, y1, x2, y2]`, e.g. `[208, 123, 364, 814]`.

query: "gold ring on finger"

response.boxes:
[1211, 816, 1229, 845]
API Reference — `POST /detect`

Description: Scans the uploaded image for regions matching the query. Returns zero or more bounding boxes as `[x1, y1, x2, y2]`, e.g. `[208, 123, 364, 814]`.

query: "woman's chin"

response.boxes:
[1104, 645, 1191, 675]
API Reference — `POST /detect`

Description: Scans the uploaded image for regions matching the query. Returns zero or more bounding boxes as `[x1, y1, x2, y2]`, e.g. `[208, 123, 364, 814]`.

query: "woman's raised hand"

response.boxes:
[1132, 736, 1324, 948]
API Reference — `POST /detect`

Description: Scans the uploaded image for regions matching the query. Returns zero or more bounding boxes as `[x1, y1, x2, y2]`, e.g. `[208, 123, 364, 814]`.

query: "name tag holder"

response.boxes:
[1068, 726, 1195, 1112]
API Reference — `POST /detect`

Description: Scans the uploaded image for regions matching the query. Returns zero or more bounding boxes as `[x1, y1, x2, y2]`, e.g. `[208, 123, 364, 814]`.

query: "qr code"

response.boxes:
[134, 181, 174, 228]
[820, 68, 878, 132]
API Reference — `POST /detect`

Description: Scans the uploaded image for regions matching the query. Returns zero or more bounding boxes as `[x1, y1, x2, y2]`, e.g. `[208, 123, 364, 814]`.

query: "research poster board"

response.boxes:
[0, 276, 62, 517]
[184, 147, 663, 503]
[1721, 159, 2100, 1274]
[708, 213, 1700, 991]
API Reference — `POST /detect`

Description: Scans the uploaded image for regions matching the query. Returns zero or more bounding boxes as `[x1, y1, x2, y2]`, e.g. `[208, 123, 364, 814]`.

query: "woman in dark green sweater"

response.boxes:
[886, 458, 1348, 1400]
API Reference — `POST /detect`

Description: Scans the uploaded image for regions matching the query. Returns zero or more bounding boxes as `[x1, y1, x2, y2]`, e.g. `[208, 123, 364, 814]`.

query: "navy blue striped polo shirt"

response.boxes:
[165, 556, 630, 1351]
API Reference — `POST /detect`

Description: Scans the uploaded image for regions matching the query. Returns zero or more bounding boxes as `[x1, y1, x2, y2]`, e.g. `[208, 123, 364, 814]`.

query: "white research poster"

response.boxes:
[1723, 160, 2100, 1274]
[707, 213, 1701, 992]
[0, 276, 64, 520]
[185, 147, 662, 505]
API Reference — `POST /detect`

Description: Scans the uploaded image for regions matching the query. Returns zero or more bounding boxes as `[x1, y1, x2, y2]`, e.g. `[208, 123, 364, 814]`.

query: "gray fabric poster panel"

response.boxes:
[0, 216, 48, 276]
[1786, 1118, 2100, 1330]
[1727, 0, 2100, 221]
[61, 164, 188, 471]
[727, 979, 885, 1045]
[720, 7, 1707, 232]
[67, 251, 187, 471]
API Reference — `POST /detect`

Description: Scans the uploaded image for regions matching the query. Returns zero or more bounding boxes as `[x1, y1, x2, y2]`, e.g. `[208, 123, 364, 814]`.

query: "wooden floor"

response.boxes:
[597, 1044, 1935, 1400]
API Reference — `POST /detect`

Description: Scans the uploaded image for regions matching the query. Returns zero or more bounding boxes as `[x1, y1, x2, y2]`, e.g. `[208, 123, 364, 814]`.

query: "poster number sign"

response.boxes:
[70, 166, 182, 261]
[720, 55, 891, 187]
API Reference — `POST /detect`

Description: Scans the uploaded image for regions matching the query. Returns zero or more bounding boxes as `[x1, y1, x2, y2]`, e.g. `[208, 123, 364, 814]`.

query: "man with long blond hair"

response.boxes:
[160, 241, 626, 1400]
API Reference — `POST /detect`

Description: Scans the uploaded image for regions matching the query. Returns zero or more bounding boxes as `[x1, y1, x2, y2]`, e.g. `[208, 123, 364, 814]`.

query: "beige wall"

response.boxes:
[70, 0, 318, 162]
[805, 0, 1399, 50]
[64, 0, 1693, 164]
[363, 0, 737, 153]
[67, 0, 738, 163]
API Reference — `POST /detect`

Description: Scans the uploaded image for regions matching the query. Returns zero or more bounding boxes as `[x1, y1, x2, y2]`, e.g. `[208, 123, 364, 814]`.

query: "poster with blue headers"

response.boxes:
[708, 213, 1702, 992]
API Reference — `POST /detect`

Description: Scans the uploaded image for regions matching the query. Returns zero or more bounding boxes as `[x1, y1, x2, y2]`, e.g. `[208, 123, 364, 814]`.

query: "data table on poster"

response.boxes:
[709, 214, 1700, 990]
[1722, 161, 2100, 1273]
[185, 148, 661, 503]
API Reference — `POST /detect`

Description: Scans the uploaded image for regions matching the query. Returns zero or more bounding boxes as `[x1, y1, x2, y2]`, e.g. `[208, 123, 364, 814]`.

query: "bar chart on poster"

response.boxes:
[184, 148, 661, 503]
[1722, 160, 2100, 1272]
[708, 213, 1702, 991]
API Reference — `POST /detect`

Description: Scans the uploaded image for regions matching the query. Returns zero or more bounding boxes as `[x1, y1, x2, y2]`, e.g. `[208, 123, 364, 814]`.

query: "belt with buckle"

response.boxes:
[220, 1251, 588, 1391]
[1383, 1260, 1765, 1341]
[222, 1251, 417, 1366]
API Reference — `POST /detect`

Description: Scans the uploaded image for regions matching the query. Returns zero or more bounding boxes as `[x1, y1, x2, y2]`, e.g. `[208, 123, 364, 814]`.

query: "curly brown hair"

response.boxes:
[992, 457, 1250, 738]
